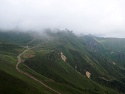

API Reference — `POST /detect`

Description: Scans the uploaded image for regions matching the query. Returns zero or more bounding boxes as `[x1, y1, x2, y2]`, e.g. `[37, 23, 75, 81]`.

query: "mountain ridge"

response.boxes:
[0, 30, 125, 94]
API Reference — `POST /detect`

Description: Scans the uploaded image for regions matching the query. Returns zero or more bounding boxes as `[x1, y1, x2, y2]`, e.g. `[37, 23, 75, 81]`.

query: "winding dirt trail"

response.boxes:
[16, 46, 61, 94]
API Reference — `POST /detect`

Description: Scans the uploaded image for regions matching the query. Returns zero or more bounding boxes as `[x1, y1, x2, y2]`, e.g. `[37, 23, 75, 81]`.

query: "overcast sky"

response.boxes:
[0, 0, 125, 37]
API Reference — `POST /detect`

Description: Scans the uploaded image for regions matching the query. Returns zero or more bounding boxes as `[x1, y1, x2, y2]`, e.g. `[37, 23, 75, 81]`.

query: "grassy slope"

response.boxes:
[97, 37, 125, 64]
[19, 63, 85, 94]
[0, 32, 88, 94]
[0, 70, 42, 94]
[82, 35, 125, 93]
[24, 31, 119, 94]
[0, 34, 95, 94]
[0, 42, 57, 94]
[0, 31, 124, 94]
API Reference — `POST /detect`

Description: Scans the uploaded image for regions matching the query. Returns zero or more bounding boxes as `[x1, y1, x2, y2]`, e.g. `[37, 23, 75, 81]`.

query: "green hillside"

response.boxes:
[0, 42, 57, 94]
[24, 31, 123, 93]
[1, 30, 125, 94]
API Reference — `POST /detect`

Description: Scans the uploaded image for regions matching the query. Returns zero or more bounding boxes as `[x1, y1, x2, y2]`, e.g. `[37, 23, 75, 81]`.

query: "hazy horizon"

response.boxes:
[0, 0, 125, 38]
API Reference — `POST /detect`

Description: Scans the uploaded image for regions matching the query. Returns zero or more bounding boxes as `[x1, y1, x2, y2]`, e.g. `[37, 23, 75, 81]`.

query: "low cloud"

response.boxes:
[0, 0, 125, 37]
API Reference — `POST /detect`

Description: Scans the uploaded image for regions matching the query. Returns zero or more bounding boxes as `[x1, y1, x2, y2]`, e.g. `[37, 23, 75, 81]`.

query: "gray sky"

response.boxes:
[0, 0, 125, 37]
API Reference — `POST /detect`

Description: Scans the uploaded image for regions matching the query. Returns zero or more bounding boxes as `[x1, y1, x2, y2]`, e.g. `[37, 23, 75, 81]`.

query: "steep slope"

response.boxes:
[96, 37, 125, 64]
[0, 70, 42, 94]
[0, 41, 58, 94]
[82, 35, 125, 93]
[24, 31, 121, 93]
[1, 31, 125, 93]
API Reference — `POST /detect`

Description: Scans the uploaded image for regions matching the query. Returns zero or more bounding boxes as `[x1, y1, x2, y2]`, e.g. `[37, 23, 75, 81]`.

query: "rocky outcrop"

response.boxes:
[61, 52, 67, 62]
[86, 71, 91, 78]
